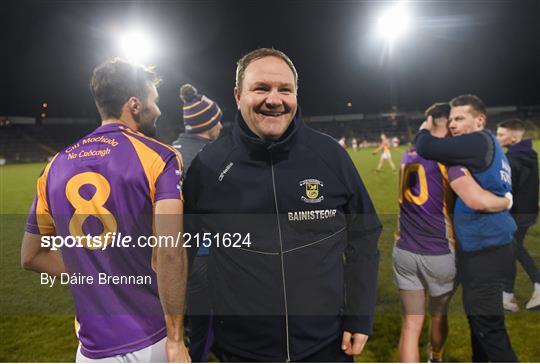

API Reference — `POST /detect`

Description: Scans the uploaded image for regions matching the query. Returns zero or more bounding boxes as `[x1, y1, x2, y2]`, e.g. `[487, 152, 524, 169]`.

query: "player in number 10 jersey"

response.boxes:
[22, 59, 189, 362]
[394, 103, 512, 362]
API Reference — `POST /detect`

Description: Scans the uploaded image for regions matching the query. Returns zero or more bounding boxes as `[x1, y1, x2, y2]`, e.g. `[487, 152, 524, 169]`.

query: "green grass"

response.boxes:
[350, 143, 540, 362]
[1, 144, 539, 362]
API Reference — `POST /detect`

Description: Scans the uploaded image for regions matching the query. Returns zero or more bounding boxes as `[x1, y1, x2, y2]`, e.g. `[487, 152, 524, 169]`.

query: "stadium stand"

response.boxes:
[1, 106, 539, 164]
[304, 106, 540, 146]
[0, 122, 97, 163]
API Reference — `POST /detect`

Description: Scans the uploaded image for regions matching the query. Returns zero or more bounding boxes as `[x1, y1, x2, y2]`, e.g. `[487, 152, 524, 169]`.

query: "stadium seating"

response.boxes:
[0, 124, 97, 163]
[1, 110, 538, 164]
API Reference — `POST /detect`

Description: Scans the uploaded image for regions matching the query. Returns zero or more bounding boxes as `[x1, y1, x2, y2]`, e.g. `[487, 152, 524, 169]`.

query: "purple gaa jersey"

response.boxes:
[395, 147, 465, 255]
[25, 123, 183, 359]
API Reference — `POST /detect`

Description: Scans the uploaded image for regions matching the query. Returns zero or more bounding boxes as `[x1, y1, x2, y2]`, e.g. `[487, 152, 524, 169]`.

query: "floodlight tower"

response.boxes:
[376, 1, 410, 111]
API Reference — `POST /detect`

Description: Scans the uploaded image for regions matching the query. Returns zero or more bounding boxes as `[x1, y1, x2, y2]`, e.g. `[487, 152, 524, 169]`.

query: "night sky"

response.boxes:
[3, 0, 540, 127]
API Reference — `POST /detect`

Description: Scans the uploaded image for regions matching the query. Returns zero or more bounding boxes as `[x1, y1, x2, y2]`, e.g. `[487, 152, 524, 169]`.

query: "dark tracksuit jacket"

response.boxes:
[183, 111, 382, 361]
[173, 133, 212, 256]
[506, 139, 539, 227]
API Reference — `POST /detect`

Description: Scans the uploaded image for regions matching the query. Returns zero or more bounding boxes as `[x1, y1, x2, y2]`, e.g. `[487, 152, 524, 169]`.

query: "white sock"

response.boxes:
[503, 291, 514, 302]
[534, 282, 540, 293]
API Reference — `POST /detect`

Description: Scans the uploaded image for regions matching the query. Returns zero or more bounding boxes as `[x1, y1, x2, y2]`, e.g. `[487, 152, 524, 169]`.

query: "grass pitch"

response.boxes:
[1, 144, 539, 362]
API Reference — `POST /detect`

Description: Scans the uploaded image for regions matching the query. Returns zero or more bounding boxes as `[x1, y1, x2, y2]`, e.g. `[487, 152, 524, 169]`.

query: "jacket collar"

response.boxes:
[508, 139, 533, 155]
[233, 108, 303, 157]
[176, 133, 211, 143]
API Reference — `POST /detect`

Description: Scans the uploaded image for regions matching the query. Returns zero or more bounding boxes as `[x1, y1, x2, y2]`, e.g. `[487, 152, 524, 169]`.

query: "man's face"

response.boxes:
[136, 84, 161, 137]
[234, 56, 297, 140]
[448, 105, 484, 136]
[208, 121, 223, 141]
[496, 127, 516, 147]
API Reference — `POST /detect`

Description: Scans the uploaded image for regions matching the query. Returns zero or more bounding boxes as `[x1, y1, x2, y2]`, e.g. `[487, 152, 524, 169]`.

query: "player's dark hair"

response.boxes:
[425, 102, 450, 120]
[450, 94, 487, 117]
[236, 48, 298, 92]
[498, 119, 526, 132]
[90, 58, 161, 119]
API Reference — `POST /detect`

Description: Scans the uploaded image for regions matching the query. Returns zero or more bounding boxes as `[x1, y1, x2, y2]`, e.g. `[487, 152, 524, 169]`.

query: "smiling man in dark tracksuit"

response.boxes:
[183, 48, 382, 362]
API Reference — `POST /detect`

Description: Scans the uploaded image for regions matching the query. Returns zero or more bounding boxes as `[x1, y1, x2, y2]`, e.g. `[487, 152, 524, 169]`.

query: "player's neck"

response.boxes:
[431, 127, 447, 138]
[102, 118, 138, 131]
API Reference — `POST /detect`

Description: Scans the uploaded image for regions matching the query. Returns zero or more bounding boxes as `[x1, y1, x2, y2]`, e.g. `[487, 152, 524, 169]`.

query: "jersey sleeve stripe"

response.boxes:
[122, 128, 184, 178]
[437, 163, 456, 252]
[123, 132, 166, 203]
[36, 154, 58, 235]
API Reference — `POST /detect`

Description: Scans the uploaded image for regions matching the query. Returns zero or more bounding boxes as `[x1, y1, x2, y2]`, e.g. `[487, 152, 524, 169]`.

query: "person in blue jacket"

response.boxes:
[414, 94, 518, 362]
[183, 48, 382, 362]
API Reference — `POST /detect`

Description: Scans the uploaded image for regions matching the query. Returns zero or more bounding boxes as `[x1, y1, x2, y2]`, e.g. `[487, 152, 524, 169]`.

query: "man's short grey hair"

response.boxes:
[235, 48, 299, 92]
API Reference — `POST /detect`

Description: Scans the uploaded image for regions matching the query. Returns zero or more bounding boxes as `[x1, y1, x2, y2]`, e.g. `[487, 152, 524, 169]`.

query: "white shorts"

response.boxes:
[382, 151, 391, 159]
[392, 246, 456, 297]
[76, 336, 167, 363]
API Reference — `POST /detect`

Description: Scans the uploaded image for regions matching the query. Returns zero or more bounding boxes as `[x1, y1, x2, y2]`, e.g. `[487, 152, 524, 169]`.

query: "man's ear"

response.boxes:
[476, 114, 486, 129]
[510, 131, 520, 144]
[127, 97, 142, 115]
[234, 87, 241, 110]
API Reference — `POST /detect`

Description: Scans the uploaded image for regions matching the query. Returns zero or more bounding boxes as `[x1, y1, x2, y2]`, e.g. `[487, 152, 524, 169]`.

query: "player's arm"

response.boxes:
[21, 161, 66, 277]
[371, 144, 383, 154]
[21, 232, 66, 276]
[450, 174, 511, 212]
[414, 129, 491, 171]
[154, 198, 190, 363]
[153, 150, 190, 362]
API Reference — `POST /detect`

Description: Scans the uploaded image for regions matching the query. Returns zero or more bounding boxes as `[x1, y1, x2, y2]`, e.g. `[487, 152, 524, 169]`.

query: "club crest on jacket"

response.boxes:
[300, 179, 324, 203]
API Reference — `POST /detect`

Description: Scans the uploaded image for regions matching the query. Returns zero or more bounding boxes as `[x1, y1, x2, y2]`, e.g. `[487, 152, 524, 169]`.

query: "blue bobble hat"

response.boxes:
[180, 84, 222, 134]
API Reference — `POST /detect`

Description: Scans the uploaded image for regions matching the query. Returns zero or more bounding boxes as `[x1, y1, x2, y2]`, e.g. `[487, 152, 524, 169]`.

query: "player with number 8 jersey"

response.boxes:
[25, 122, 183, 358]
[22, 59, 188, 362]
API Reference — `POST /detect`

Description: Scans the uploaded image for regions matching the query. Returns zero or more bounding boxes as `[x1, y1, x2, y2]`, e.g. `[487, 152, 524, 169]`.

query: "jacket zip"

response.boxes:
[270, 155, 291, 362]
